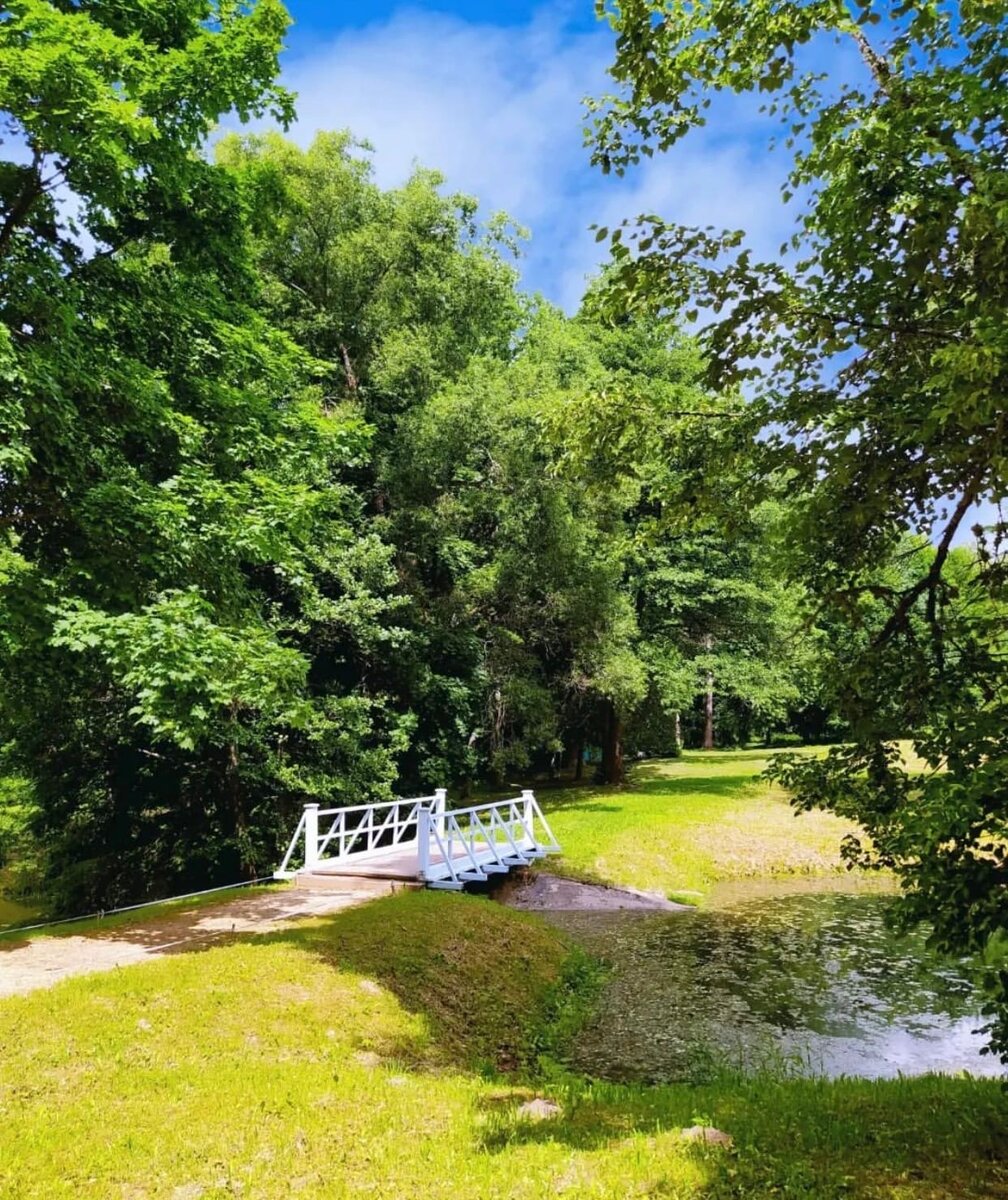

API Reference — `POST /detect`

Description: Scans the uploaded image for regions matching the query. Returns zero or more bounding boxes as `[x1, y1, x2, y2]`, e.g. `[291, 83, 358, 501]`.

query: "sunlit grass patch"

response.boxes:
[542, 749, 861, 901]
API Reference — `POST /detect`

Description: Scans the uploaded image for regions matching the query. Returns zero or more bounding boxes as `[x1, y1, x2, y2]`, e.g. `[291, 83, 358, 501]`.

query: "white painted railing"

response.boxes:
[275, 787, 560, 889]
[275, 790, 445, 880]
[420, 790, 560, 890]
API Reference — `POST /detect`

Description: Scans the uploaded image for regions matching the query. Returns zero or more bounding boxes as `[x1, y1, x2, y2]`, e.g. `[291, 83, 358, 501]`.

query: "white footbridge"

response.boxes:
[275, 790, 560, 890]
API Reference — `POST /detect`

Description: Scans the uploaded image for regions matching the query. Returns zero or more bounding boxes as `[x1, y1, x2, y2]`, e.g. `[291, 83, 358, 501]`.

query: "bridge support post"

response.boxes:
[433, 788, 447, 837]
[521, 789, 535, 849]
[418, 807, 431, 881]
[304, 803, 320, 871]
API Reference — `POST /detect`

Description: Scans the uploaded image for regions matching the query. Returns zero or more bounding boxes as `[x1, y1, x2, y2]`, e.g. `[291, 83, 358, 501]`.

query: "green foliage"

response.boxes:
[51, 590, 310, 751]
[0, 3, 407, 909]
[216, 130, 525, 425]
[0, 766, 36, 868]
[0, 8, 833, 914]
[588, 0, 1008, 1055]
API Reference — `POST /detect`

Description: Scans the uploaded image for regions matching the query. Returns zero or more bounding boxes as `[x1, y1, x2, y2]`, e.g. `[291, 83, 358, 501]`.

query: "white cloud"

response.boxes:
[282, 9, 603, 223]
[277, 5, 795, 311]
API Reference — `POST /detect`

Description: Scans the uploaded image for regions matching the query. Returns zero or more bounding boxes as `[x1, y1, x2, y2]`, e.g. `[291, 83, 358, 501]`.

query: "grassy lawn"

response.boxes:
[1, 889, 1005, 1199]
[2, 752, 1004, 1198]
[541, 749, 861, 901]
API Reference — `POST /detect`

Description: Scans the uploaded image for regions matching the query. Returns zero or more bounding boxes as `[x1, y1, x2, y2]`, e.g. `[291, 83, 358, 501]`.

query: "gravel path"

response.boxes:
[0, 883, 390, 998]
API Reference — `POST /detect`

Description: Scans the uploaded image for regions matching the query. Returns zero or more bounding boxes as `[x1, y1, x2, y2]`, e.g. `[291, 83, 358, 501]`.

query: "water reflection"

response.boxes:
[540, 887, 1000, 1082]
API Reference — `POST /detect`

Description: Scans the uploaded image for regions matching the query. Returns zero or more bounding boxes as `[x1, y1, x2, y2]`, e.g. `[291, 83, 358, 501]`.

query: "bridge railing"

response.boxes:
[275, 787, 560, 886]
[275, 790, 445, 879]
[419, 790, 560, 887]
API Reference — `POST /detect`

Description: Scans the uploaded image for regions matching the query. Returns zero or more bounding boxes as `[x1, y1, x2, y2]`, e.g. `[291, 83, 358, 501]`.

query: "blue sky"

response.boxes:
[267, 1, 796, 311]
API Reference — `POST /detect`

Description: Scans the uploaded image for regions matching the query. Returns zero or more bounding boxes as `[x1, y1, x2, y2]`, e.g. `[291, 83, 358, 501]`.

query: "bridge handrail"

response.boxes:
[418, 790, 560, 885]
[312, 795, 439, 818]
[275, 809, 308, 878]
[275, 790, 446, 878]
[439, 796, 527, 819]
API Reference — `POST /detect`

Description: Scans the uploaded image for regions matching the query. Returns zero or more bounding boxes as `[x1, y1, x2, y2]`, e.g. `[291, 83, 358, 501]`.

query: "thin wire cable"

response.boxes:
[3, 875, 280, 936]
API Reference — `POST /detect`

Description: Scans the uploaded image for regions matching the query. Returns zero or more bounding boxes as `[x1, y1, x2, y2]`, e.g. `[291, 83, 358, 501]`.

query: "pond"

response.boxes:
[517, 877, 1001, 1083]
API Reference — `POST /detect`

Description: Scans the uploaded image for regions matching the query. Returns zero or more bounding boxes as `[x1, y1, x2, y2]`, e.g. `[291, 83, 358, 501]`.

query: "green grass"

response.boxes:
[1, 888, 1005, 1199]
[541, 749, 863, 901]
[0, 881, 285, 943]
[0, 893, 41, 927]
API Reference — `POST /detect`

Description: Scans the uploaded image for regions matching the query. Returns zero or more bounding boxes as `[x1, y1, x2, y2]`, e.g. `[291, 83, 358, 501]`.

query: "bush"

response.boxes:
[0, 772, 36, 867]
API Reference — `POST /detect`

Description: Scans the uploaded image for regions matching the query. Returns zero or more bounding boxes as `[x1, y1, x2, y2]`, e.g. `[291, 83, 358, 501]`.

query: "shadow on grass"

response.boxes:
[0, 885, 324, 958]
[629, 774, 764, 799]
[475, 1075, 1008, 1198]
[540, 773, 764, 814]
[237, 890, 577, 1075]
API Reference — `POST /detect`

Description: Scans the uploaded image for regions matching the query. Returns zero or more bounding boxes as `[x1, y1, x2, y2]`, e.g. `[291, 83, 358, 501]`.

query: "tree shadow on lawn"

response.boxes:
[0, 886, 357, 959]
[637, 750, 778, 774]
[236, 891, 579, 1074]
[474, 1076, 1008, 1198]
[629, 774, 766, 799]
[542, 774, 764, 814]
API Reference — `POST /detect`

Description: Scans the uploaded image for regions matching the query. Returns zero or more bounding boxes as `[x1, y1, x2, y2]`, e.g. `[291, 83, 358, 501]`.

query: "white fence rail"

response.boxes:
[275, 791, 444, 879]
[275, 788, 560, 888]
[420, 792, 560, 890]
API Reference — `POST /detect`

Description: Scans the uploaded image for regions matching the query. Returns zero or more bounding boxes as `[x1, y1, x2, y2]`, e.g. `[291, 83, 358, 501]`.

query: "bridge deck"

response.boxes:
[302, 838, 543, 884]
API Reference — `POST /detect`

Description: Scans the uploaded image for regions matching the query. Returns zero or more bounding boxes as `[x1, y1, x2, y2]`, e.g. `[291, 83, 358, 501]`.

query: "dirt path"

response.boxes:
[0, 882, 391, 998]
[500, 871, 692, 912]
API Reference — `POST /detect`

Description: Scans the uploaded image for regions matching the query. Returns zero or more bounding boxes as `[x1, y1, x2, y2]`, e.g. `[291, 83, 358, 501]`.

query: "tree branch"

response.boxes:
[339, 343, 358, 393]
[877, 467, 987, 646]
[0, 147, 44, 261]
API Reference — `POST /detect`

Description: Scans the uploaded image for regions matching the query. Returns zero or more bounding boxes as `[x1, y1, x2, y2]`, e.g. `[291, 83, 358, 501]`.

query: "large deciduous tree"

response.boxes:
[0, 2, 409, 910]
[216, 131, 530, 791]
[588, 0, 1008, 1056]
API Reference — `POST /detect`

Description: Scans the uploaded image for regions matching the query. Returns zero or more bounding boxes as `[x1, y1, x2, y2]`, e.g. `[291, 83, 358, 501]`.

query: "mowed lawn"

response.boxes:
[541, 749, 860, 900]
[2, 889, 1006, 1200]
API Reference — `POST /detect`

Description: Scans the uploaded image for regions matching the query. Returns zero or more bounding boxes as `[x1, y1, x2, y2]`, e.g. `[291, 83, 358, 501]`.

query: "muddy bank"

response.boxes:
[498, 871, 692, 913]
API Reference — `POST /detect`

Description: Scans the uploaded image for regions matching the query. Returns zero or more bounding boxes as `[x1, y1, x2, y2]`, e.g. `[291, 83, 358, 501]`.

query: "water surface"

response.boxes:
[535, 880, 1000, 1082]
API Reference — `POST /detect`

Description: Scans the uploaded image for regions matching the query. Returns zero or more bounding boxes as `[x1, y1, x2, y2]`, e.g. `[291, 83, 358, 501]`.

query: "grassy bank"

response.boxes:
[1, 888, 1005, 1199]
[0, 893, 40, 927]
[0, 880, 286, 944]
[540, 749, 862, 901]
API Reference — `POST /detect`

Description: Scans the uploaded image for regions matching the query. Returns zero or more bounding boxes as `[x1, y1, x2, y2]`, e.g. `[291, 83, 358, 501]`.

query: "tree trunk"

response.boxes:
[574, 739, 584, 781]
[225, 707, 253, 877]
[703, 674, 715, 750]
[601, 699, 624, 784]
[673, 710, 681, 754]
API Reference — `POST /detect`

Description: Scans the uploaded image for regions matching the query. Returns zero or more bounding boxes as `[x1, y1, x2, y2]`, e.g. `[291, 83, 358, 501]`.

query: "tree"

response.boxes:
[392, 301, 804, 780]
[387, 307, 646, 786]
[588, 0, 1008, 1055]
[0, 2, 410, 910]
[215, 131, 524, 434]
[216, 131, 529, 792]
[630, 511, 808, 751]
